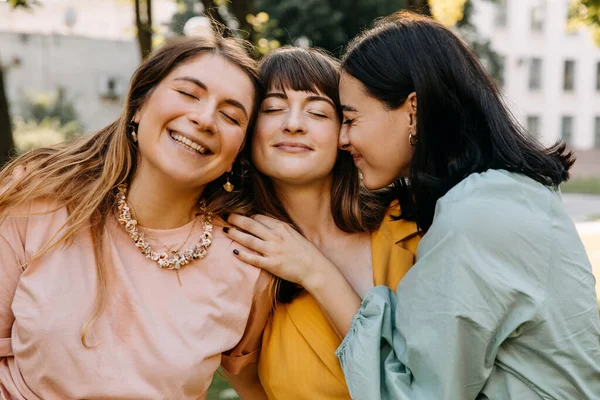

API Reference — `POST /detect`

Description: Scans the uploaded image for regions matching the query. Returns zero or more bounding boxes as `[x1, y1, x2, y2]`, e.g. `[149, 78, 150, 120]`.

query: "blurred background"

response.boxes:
[1, 0, 599, 398]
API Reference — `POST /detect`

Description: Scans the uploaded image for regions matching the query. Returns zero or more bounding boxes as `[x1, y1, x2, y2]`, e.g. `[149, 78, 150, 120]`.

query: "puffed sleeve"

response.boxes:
[336, 175, 553, 399]
[221, 270, 273, 374]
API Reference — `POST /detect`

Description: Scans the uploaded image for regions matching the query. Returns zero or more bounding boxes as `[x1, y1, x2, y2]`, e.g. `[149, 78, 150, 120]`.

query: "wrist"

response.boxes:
[302, 260, 340, 293]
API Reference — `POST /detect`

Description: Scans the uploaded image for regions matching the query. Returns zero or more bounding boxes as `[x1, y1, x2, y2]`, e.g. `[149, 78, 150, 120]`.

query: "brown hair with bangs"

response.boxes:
[246, 46, 390, 303]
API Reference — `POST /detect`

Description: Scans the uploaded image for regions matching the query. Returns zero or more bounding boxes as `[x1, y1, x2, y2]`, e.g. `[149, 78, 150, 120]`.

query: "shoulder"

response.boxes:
[431, 170, 557, 243]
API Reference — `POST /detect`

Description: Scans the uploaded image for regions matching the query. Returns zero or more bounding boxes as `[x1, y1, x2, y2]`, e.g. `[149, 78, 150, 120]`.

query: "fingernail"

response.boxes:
[223, 227, 229, 234]
[233, 249, 239, 255]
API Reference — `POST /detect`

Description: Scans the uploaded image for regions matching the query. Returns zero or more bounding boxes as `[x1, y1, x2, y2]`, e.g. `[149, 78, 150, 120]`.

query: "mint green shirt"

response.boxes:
[336, 170, 600, 399]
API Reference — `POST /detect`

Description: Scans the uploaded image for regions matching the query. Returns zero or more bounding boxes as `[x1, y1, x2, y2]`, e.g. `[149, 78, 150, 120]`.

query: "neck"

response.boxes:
[275, 177, 339, 247]
[126, 168, 203, 230]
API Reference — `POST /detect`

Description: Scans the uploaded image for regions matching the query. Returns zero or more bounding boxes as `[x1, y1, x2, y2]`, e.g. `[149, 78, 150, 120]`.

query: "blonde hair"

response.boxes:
[0, 35, 260, 346]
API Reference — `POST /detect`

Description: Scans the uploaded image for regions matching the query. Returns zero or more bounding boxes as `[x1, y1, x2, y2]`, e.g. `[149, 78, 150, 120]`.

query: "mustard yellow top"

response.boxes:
[258, 206, 420, 399]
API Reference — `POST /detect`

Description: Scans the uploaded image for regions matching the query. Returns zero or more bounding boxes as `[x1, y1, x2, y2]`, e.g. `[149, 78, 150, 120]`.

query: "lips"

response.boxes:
[273, 141, 313, 151]
[168, 129, 212, 155]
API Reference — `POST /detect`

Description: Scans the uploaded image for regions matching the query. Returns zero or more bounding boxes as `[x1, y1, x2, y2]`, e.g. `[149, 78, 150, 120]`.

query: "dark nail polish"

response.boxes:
[223, 227, 229, 234]
[233, 249, 239, 255]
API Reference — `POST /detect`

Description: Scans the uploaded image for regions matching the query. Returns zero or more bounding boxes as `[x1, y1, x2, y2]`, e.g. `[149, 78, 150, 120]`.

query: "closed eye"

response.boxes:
[177, 90, 198, 100]
[309, 111, 328, 118]
[262, 108, 283, 113]
[221, 111, 241, 126]
[342, 118, 356, 125]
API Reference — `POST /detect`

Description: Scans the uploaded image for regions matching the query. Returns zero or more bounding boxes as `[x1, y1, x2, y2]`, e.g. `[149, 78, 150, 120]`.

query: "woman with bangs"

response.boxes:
[223, 46, 420, 399]
[0, 35, 272, 399]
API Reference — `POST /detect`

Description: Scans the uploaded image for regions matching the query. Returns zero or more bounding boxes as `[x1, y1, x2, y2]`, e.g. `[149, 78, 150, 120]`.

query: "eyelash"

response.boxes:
[221, 112, 241, 126]
[177, 90, 241, 126]
[262, 109, 328, 118]
[342, 118, 356, 125]
[177, 90, 198, 100]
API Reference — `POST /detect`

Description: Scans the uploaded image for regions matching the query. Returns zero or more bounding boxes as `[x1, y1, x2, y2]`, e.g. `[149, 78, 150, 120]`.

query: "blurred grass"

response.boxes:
[207, 373, 238, 400]
[561, 178, 600, 195]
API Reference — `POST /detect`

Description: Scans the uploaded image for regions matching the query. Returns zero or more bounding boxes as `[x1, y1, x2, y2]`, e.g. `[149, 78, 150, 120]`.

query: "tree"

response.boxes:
[135, 0, 154, 59]
[569, 0, 600, 44]
[0, 0, 39, 166]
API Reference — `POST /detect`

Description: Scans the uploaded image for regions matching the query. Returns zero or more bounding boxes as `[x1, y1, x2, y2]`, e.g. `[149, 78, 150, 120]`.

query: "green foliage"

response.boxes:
[23, 90, 79, 127]
[170, 0, 202, 35]
[561, 178, 600, 195]
[255, 0, 407, 55]
[207, 373, 239, 399]
[12, 117, 81, 154]
[569, 0, 600, 45]
[8, 0, 40, 8]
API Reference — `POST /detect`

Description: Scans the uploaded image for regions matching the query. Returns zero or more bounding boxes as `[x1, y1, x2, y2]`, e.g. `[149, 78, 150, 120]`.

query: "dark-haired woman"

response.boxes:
[225, 12, 600, 400]
[224, 47, 420, 399]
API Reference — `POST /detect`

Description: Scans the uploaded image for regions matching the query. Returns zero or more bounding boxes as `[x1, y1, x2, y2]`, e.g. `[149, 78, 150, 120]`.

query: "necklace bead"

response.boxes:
[116, 184, 213, 270]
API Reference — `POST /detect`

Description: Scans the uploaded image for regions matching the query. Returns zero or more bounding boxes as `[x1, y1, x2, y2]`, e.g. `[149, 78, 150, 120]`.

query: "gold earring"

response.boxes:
[409, 130, 417, 146]
[223, 173, 234, 192]
[131, 126, 138, 143]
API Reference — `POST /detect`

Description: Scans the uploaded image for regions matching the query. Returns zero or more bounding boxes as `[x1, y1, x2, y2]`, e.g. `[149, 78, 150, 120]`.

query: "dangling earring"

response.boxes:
[408, 130, 417, 146]
[130, 125, 138, 143]
[223, 172, 234, 192]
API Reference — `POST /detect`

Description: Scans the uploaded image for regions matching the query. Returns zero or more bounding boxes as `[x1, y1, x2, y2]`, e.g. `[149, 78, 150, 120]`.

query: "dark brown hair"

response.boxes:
[246, 47, 389, 303]
[0, 35, 260, 346]
[342, 11, 574, 231]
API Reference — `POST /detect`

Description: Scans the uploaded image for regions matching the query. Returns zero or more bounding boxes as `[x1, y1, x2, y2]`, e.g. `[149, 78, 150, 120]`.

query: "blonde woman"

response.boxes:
[0, 36, 271, 399]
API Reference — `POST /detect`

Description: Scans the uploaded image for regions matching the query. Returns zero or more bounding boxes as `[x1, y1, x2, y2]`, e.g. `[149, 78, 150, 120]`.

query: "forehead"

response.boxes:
[167, 53, 255, 108]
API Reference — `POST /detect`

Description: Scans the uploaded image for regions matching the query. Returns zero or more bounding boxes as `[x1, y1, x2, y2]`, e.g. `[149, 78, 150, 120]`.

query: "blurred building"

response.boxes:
[473, 0, 600, 151]
[0, 0, 176, 131]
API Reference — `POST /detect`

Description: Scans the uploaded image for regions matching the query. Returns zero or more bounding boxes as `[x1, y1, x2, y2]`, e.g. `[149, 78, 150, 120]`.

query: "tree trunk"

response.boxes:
[135, 0, 153, 60]
[0, 57, 15, 167]
[406, 0, 431, 16]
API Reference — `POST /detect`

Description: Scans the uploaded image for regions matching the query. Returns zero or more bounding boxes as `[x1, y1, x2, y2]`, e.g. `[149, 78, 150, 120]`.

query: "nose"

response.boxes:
[339, 125, 350, 150]
[187, 105, 216, 134]
[283, 108, 306, 135]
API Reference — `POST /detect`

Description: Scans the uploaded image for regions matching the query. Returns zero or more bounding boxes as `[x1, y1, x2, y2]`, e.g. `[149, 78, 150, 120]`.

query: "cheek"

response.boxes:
[221, 128, 246, 160]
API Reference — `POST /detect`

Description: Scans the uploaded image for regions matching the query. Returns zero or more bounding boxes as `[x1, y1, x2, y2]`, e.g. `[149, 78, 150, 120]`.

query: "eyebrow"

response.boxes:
[264, 92, 336, 109]
[174, 76, 249, 119]
[341, 105, 358, 112]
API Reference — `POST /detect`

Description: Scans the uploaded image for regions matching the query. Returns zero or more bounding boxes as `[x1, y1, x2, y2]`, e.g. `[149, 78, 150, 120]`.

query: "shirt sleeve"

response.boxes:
[221, 269, 273, 374]
[336, 190, 550, 400]
[0, 207, 29, 358]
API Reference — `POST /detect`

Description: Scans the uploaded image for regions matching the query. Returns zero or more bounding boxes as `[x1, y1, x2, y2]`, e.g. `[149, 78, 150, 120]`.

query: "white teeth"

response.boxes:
[170, 131, 208, 154]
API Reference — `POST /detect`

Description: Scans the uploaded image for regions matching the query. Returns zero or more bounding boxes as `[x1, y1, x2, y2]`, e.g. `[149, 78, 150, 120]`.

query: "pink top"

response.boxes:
[0, 200, 271, 400]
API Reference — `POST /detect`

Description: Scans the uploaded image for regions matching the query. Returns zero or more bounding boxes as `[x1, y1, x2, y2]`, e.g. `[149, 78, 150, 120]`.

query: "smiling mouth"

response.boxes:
[273, 142, 313, 152]
[168, 130, 211, 155]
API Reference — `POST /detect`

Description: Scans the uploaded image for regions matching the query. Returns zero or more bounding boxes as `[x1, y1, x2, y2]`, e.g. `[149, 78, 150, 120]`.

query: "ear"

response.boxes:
[406, 92, 417, 128]
[132, 109, 142, 124]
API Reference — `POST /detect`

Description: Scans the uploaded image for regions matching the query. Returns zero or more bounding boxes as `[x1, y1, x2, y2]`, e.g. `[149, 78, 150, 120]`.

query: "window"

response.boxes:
[563, 60, 575, 91]
[596, 62, 600, 91]
[529, 58, 542, 90]
[495, 0, 507, 27]
[595, 117, 600, 148]
[561, 116, 573, 145]
[530, 2, 545, 32]
[526, 116, 540, 138]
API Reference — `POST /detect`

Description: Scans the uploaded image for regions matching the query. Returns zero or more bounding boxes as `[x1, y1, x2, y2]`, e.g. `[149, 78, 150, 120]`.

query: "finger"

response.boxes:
[227, 214, 273, 240]
[225, 226, 269, 254]
[232, 247, 272, 271]
[251, 214, 288, 230]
